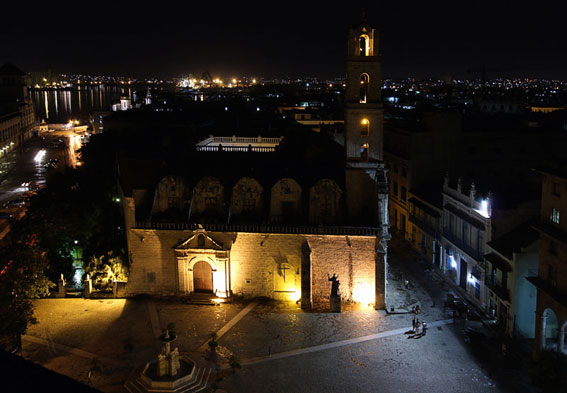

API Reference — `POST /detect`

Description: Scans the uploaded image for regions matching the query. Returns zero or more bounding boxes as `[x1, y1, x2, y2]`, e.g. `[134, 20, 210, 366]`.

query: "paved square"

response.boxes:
[20, 242, 535, 393]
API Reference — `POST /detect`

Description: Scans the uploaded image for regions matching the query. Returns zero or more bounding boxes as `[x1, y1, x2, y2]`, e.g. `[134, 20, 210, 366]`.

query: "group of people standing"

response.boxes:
[410, 317, 427, 338]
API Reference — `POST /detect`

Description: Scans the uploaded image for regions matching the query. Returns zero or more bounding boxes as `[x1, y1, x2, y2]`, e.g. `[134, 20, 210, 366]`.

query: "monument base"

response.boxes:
[330, 295, 341, 313]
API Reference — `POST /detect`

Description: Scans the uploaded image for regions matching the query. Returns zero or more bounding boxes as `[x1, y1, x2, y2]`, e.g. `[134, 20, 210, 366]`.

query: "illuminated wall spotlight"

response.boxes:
[450, 255, 457, 269]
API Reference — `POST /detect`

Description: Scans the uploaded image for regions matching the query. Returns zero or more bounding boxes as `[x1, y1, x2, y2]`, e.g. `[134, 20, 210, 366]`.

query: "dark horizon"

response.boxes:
[2, 1, 566, 80]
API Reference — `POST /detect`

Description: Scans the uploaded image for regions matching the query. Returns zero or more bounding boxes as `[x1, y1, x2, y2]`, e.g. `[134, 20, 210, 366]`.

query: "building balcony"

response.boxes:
[408, 213, 440, 239]
[485, 274, 510, 302]
[442, 229, 483, 260]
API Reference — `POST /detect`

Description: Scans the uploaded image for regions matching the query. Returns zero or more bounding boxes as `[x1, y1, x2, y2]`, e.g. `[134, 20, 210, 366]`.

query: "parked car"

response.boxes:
[0, 212, 14, 220]
[2, 199, 27, 208]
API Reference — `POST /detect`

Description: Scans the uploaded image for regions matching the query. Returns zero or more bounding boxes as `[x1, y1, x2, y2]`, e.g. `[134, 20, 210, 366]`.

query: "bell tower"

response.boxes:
[344, 14, 387, 229]
[344, 13, 390, 310]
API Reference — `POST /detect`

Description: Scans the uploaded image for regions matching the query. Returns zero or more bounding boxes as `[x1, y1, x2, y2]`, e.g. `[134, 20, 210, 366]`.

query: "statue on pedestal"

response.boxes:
[328, 273, 341, 312]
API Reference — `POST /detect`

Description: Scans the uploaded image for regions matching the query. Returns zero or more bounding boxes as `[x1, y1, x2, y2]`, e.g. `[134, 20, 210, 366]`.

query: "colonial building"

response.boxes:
[440, 175, 539, 313]
[484, 222, 539, 338]
[0, 63, 35, 157]
[119, 17, 390, 309]
[530, 168, 567, 353]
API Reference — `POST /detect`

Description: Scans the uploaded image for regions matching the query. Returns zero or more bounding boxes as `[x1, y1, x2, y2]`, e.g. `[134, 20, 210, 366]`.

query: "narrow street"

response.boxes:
[386, 234, 537, 393]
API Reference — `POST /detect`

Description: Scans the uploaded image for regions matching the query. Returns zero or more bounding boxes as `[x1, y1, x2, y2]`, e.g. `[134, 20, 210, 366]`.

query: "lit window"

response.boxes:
[360, 118, 369, 136]
[359, 35, 370, 56]
[360, 74, 369, 103]
[551, 207, 560, 224]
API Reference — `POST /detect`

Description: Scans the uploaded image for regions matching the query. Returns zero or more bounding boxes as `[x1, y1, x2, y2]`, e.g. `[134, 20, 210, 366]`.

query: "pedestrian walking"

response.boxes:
[422, 321, 427, 336]
[415, 318, 420, 334]
[404, 279, 409, 289]
[412, 317, 417, 332]
[415, 305, 420, 314]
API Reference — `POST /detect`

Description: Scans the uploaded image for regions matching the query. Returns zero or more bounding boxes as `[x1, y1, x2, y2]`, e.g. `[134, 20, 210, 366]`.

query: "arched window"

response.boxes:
[360, 74, 369, 103]
[361, 143, 369, 161]
[359, 35, 370, 56]
[360, 118, 369, 136]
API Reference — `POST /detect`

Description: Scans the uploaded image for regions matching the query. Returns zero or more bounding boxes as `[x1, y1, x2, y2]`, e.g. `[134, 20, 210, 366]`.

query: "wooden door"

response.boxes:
[193, 261, 213, 293]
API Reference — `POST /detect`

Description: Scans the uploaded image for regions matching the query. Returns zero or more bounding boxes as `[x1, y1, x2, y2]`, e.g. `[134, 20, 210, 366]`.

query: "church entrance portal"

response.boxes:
[193, 261, 213, 293]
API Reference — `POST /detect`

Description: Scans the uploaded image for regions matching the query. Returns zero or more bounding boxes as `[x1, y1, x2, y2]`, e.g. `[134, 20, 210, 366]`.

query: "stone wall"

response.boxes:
[309, 179, 343, 225]
[124, 226, 381, 306]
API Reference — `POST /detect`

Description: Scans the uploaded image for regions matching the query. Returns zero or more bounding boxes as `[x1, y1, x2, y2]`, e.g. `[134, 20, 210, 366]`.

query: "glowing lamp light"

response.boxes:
[477, 199, 490, 218]
[361, 118, 369, 125]
[290, 290, 302, 302]
[353, 283, 375, 305]
[450, 255, 457, 269]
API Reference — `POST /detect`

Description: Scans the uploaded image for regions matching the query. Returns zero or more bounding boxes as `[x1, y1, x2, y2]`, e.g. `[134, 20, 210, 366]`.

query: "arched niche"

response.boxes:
[360, 73, 369, 103]
[270, 178, 302, 224]
[542, 308, 559, 350]
[230, 177, 263, 218]
[309, 179, 342, 225]
[359, 34, 370, 56]
[191, 176, 225, 217]
[152, 175, 190, 218]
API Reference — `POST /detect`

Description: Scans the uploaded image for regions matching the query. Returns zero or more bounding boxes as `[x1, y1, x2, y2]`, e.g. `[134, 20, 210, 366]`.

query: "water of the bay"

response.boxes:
[31, 85, 140, 123]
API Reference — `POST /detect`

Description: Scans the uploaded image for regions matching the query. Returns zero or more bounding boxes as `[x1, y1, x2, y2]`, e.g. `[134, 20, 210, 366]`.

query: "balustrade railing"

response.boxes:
[134, 221, 380, 236]
[442, 229, 483, 260]
[195, 145, 276, 152]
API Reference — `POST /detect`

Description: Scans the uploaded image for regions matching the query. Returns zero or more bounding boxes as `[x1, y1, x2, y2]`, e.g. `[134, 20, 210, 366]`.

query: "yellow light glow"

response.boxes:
[361, 118, 369, 125]
[252, 79, 257, 84]
[232, 78, 237, 84]
[353, 283, 374, 305]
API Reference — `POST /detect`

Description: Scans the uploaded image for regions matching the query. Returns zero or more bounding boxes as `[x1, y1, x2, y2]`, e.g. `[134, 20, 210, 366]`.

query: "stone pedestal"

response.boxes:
[56, 274, 66, 298]
[84, 274, 92, 298]
[330, 295, 341, 313]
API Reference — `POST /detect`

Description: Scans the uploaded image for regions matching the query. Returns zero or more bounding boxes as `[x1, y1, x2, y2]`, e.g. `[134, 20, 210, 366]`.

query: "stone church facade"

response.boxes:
[120, 17, 390, 309]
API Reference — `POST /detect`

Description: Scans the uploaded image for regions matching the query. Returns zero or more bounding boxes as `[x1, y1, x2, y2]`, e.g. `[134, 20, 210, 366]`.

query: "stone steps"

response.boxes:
[124, 365, 213, 393]
[183, 293, 223, 306]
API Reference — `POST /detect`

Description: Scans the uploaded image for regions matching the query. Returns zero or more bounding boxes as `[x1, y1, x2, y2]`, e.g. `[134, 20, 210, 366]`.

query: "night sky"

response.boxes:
[2, 1, 566, 79]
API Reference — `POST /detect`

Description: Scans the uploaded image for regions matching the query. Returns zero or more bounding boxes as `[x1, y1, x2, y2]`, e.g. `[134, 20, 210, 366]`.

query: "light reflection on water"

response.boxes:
[32, 86, 133, 123]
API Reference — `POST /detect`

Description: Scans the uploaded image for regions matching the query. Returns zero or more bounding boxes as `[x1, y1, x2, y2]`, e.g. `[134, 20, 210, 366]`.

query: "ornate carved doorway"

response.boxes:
[193, 261, 213, 293]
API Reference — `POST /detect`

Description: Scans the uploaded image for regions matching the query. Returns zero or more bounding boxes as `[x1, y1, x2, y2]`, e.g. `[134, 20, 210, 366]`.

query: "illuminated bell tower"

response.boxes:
[344, 15, 386, 225]
[344, 13, 389, 310]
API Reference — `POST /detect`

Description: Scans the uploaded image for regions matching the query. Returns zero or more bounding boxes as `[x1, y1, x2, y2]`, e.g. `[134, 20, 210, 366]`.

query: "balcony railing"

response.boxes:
[408, 213, 440, 238]
[195, 145, 276, 152]
[442, 229, 483, 260]
[134, 221, 381, 236]
[485, 274, 510, 301]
